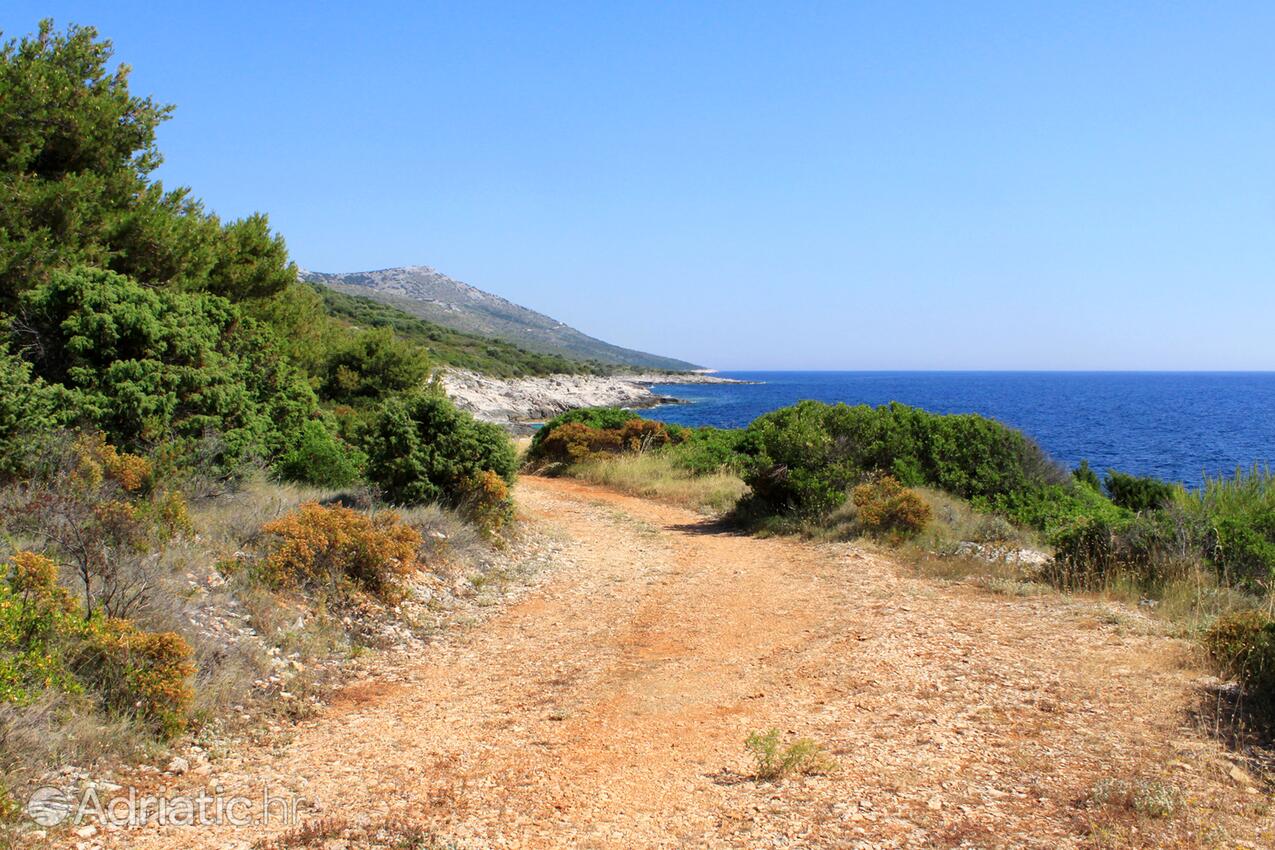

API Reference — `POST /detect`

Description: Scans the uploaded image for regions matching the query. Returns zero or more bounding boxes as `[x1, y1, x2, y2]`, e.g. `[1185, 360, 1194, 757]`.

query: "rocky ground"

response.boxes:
[440, 370, 745, 428]
[35, 476, 1273, 849]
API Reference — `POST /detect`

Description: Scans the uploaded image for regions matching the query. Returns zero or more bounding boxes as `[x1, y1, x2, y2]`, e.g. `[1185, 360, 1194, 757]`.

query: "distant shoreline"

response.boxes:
[441, 370, 750, 430]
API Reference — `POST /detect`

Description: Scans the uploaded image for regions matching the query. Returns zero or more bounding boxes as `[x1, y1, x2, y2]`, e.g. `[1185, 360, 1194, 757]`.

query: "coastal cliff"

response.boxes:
[440, 370, 738, 427]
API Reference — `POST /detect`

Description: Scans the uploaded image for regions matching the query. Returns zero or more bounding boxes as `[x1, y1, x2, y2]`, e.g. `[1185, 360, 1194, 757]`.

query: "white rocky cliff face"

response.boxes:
[439, 370, 739, 428]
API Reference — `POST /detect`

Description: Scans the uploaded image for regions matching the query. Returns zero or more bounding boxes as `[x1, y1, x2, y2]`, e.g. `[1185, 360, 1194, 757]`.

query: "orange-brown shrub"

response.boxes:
[852, 476, 932, 542]
[618, 419, 671, 453]
[78, 619, 195, 738]
[533, 419, 673, 467]
[0, 551, 194, 738]
[4, 434, 190, 618]
[534, 422, 622, 465]
[73, 433, 155, 494]
[259, 503, 422, 601]
[460, 470, 514, 537]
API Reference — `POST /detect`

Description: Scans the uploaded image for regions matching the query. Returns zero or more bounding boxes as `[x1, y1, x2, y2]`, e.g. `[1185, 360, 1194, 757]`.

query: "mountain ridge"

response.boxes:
[299, 265, 701, 371]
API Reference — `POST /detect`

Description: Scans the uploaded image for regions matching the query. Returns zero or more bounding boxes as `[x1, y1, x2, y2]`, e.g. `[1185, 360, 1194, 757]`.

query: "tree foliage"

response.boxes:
[1104, 469, 1176, 513]
[0, 21, 297, 311]
[11, 266, 324, 470]
[363, 391, 516, 508]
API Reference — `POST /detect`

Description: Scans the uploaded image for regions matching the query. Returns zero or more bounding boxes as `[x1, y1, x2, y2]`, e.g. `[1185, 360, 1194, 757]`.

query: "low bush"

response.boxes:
[0, 552, 194, 737]
[1202, 610, 1275, 713]
[1105, 469, 1176, 513]
[2, 434, 190, 618]
[526, 411, 677, 469]
[258, 502, 422, 601]
[458, 469, 514, 537]
[1185, 466, 1275, 591]
[272, 419, 364, 488]
[527, 407, 635, 457]
[531, 421, 625, 467]
[739, 400, 1068, 522]
[667, 426, 750, 475]
[981, 480, 1127, 538]
[363, 391, 517, 508]
[1041, 508, 1203, 592]
[76, 617, 195, 738]
[744, 728, 833, 780]
[851, 476, 931, 542]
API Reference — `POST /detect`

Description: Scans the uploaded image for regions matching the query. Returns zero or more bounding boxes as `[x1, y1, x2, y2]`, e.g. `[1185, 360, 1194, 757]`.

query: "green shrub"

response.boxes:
[1202, 610, 1275, 713]
[1104, 469, 1176, 513]
[738, 400, 1066, 522]
[1073, 460, 1102, 491]
[1184, 467, 1275, 590]
[0, 344, 67, 477]
[1043, 505, 1205, 592]
[851, 476, 932, 542]
[667, 427, 750, 475]
[320, 327, 430, 405]
[14, 266, 322, 470]
[363, 391, 517, 507]
[744, 728, 833, 780]
[272, 419, 364, 488]
[1043, 514, 1123, 590]
[981, 479, 1127, 537]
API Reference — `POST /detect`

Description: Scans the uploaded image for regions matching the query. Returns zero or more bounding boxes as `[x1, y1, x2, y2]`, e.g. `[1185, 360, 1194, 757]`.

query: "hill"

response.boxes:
[300, 266, 701, 371]
[313, 284, 620, 377]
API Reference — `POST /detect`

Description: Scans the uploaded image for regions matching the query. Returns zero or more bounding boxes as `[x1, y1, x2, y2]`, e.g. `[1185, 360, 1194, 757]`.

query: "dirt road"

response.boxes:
[107, 476, 1268, 849]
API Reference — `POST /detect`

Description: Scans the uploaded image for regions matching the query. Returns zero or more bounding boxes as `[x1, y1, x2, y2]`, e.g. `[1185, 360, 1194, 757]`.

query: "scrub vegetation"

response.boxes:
[0, 20, 532, 815]
[528, 402, 1275, 735]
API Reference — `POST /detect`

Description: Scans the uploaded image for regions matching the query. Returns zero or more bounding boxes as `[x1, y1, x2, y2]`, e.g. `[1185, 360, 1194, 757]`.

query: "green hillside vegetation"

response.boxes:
[304, 268, 702, 371]
[0, 20, 527, 806]
[528, 403, 1275, 723]
[314, 284, 620, 378]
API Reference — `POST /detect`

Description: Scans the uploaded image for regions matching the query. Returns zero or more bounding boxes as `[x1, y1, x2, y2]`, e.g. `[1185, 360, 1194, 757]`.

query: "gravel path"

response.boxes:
[77, 476, 1270, 849]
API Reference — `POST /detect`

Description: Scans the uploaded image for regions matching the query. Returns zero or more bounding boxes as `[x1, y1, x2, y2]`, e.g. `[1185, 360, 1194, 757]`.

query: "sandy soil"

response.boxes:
[70, 476, 1271, 849]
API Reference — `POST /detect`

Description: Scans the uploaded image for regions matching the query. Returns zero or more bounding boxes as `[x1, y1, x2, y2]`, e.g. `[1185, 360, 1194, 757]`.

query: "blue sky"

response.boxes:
[4, 3, 1273, 370]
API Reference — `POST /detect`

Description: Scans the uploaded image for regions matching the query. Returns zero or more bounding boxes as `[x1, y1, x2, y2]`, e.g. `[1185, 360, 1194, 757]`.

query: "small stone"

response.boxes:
[167, 756, 190, 775]
[1229, 764, 1255, 786]
[75, 824, 97, 838]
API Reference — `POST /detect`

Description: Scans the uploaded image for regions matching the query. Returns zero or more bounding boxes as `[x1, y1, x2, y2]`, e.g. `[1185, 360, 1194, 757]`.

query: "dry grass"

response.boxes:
[186, 476, 352, 553]
[568, 453, 748, 515]
[0, 692, 154, 810]
[253, 815, 449, 849]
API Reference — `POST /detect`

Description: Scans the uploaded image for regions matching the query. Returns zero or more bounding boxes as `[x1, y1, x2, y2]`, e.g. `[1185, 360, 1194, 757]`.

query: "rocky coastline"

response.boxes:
[440, 369, 745, 429]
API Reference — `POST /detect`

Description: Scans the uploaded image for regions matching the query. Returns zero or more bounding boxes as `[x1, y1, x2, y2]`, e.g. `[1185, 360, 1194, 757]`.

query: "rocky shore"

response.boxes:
[440, 369, 744, 429]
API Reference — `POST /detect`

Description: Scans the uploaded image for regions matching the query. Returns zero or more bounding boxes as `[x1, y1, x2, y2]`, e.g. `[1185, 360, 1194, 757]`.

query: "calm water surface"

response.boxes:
[643, 371, 1275, 485]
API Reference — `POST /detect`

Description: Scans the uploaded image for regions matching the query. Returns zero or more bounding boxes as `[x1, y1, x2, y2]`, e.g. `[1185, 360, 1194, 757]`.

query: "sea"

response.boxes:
[642, 371, 1275, 486]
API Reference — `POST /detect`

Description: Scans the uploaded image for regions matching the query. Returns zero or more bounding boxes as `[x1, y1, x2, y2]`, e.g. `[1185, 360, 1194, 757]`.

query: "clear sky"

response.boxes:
[3, 2, 1273, 370]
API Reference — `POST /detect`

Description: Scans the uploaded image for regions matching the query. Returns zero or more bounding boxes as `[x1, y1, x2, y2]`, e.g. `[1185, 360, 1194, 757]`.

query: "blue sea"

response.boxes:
[643, 372, 1275, 486]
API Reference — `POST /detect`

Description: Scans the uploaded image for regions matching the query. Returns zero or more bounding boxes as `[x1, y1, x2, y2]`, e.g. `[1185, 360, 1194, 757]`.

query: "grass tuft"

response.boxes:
[744, 728, 834, 781]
